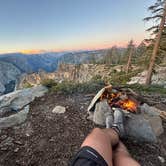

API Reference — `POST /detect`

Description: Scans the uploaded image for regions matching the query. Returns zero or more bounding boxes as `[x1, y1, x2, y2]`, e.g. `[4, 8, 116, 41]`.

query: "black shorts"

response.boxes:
[70, 146, 108, 166]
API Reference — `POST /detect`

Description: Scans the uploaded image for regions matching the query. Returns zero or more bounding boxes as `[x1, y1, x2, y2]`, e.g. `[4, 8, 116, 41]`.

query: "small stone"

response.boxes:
[14, 147, 19, 153]
[0, 137, 14, 147]
[49, 137, 55, 142]
[158, 156, 165, 163]
[52, 106, 66, 114]
[0, 135, 7, 140]
[1, 147, 8, 151]
[80, 106, 84, 111]
[14, 140, 23, 145]
[25, 133, 30, 137]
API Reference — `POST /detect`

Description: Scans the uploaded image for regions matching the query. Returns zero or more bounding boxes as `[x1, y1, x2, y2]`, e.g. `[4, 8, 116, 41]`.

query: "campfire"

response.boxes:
[99, 86, 139, 113]
[87, 85, 164, 142]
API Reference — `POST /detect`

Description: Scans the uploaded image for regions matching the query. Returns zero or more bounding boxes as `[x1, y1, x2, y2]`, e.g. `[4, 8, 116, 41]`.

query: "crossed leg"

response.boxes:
[113, 141, 140, 166]
[81, 128, 140, 166]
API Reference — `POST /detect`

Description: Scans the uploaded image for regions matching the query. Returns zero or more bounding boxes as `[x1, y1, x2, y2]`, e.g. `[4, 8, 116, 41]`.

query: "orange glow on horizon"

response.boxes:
[0, 40, 142, 54]
[20, 49, 46, 54]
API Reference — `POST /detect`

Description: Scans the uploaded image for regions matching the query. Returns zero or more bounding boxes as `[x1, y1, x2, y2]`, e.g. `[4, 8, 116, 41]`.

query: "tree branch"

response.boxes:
[146, 26, 159, 32]
[152, 7, 164, 13]
[144, 15, 163, 21]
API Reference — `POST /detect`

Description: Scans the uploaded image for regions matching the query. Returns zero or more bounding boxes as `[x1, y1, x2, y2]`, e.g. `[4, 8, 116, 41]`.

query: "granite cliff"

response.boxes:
[17, 63, 125, 89]
[0, 61, 21, 95]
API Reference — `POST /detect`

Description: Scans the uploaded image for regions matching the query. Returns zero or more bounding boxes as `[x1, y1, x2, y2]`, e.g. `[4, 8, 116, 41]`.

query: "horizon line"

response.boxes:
[0, 41, 142, 55]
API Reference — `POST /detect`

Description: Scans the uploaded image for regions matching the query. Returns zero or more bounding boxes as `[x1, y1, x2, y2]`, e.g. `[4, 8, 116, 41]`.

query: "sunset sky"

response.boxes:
[0, 0, 155, 54]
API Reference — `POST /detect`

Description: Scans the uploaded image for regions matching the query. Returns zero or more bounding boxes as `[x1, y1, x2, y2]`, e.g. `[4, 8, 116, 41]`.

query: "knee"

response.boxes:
[92, 128, 103, 134]
[91, 128, 108, 139]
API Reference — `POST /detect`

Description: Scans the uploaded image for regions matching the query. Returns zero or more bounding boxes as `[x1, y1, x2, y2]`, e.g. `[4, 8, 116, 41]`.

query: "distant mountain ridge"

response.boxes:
[0, 50, 105, 73]
[0, 50, 106, 95]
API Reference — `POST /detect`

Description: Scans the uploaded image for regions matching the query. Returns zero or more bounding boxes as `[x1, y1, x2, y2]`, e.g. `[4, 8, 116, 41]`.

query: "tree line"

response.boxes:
[95, 0, 166, 85]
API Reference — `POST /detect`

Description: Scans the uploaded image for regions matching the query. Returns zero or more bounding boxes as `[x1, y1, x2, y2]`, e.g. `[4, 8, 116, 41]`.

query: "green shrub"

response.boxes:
[50, 79, 105, 94]
[23, 82, 33, 88]
[41, 79, 57, 88]
[126, 84, 166, 95]
[91, 75, 102, 81]
[109, 69, 143, 85]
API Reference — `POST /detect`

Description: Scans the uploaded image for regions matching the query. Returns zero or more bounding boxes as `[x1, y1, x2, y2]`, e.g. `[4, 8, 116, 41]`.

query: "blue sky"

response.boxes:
[0, 0, 155, 53]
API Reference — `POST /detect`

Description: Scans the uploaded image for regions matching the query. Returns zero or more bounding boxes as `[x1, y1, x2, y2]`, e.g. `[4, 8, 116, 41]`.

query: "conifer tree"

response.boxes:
[144, 0, 166, 85]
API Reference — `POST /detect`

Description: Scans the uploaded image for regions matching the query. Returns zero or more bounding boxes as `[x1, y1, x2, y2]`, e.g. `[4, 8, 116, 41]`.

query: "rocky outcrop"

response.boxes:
[55, 64, 113, 83]
[127, 67, 166, 85]
[18, 64, 123, 88]
[0, 61, 21, 95]
[0, 86, 48, 129]
[18, 70, 56, 89]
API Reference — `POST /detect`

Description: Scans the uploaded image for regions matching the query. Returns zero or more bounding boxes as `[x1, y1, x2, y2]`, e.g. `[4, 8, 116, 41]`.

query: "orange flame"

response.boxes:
[117, 99, 137, 112]
[100, 90, 138, 113]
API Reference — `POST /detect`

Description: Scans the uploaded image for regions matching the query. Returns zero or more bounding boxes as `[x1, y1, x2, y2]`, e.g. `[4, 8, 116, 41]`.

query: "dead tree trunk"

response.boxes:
[126, 47, 133, 73]
[145, 2, 166, 85]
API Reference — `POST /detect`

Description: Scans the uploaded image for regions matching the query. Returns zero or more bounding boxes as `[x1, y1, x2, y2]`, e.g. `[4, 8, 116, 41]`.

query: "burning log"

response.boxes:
[88, 84, 139, 113]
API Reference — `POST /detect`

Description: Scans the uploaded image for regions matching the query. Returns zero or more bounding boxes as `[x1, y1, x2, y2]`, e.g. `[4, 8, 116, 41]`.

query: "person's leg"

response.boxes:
[113, 141, 141, 166]
[81, 128, 119, 166]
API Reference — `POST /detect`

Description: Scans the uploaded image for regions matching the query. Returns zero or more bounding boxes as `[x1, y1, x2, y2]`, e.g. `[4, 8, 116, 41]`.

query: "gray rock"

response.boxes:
[87, 85, 112, 112]
[0, 135, 7, 140]
[125, 113, 163, 142]
[0, 105, 29, 129]
[0, 107, 12, 117]
[0, 61, 21, 95]
[0, 85, 48, 111]
[140, 103, 160, 116]
[52, 106, 66, 114]
[0, 82, 5, 95]
[93, 100, 112, 126]
[14, 147, 19, 153]
[158, 156, 165, 163]
[127, 67, 166, 86]
[0, 137, 14, 148]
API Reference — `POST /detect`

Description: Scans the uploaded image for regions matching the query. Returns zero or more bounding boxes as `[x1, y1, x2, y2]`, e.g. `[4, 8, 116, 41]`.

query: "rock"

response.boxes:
[140, 103, 160, 116]
[158, 156, 165, 163]
[0, 107, 12, 118]
[125, 113, 163, 142]
[0, 105, 29, 129]
[18, 64, 122, 87]
[0, 85, 48, 112]
[93, 100, 112, 126]
[18, 70, 56, 89]
[0, 82, 5, 95]
[0, 135, 7, 140]
[52, 106, 66, 114]
[14, 140, 23, 145]
[87, 85, 112, 112]
[14, 147, 19, 153]
[127, 67, 166, 86]
[0, 147, 8, 151]
[0, 137, 14, 147]
[0, 61, 21, 95]
[80, 106, 84, 111]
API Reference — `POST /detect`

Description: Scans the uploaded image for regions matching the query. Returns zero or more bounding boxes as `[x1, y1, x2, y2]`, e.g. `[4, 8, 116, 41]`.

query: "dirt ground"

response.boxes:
[0, 92, 166, 166]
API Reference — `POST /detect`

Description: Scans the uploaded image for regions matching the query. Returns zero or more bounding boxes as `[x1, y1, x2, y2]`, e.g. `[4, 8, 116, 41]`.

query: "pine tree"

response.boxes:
[144, 0, 166, 85]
